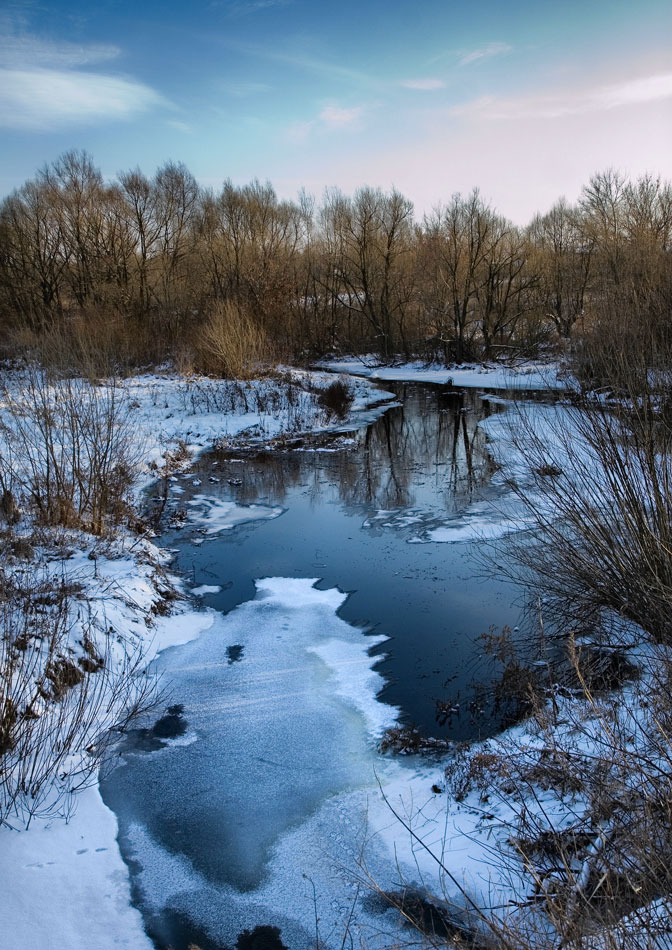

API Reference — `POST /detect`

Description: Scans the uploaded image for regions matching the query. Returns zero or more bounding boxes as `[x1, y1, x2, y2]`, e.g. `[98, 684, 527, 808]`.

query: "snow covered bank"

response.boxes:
[319, 356, 569, 391]
[120, 367, 395, 485]
[0, 784, 152, 950]
[0, 531, 217, 950]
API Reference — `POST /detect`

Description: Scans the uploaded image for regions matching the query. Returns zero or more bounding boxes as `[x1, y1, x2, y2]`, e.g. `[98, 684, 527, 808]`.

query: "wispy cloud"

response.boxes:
[0, 33, 120, 69]
[594, 73, 672, 109]
[399, 78, 446, 91]
[451, 72, 672, 120]
[219, 0, 293, 15]
[218, 38, 379, 89]
[0, 30, 169, 130]
[286, 103, 365, 142]
[319, 105, 364, 126]
[458, 42, 511, 67]
[0, 68, 168, 130]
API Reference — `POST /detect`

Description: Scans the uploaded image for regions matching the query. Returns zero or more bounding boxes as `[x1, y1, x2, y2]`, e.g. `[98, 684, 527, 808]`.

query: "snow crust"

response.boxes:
[0, 536, 216, 950]
[0, 784, 153, 950]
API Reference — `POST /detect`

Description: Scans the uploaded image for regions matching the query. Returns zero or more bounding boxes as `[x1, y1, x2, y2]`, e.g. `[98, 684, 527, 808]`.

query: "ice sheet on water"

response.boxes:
[319, 358, 567, 391]
[363, 502, 535, 544]
[415, 516, 537, 543]
[123, 811, 404, 950]
[363, 508, 426, 530]
[406, 500, 539, 543]
[186, 494, 285, 536]
[110, 577, 406, 949]
[307, 634, 395, 738]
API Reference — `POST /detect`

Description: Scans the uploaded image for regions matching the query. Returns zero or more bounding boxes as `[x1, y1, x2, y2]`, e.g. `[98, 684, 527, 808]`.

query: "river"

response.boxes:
[101, 380, 531, 950]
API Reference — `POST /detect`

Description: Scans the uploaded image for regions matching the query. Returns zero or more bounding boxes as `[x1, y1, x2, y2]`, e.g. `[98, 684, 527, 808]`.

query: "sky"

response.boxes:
[1, 0, 671, 223]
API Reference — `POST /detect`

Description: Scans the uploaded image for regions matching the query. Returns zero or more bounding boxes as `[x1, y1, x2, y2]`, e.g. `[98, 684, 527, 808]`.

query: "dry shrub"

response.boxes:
[317, 377, 354, 419]
[196, 301, 272, 379]
[172, 343, 197, 377]
[570, 269, 672, 395]
[444, 745, 511, 802]
[10, 310, 158, 379]
[497, 361, 672, 646]
[380, 724, 423, 754]
[0, 366, 141, 535]
[0, 566, 159, 828]
[496, 662, 672, 948]
[392, 649, 672, 950]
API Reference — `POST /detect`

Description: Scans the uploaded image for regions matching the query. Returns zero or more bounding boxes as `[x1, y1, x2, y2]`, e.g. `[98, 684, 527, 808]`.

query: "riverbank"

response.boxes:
[318, 356, 570, 391]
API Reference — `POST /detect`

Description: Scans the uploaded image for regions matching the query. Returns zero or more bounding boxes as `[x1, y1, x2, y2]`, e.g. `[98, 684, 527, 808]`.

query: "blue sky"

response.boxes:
[1, 0, 671, 222]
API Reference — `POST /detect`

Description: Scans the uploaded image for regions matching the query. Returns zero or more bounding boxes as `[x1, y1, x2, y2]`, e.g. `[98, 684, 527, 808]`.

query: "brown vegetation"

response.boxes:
[1, 153, 669, 370]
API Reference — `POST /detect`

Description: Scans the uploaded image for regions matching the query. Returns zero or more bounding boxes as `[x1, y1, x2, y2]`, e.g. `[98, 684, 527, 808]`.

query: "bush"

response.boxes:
[317, 378, 354, 420]
[9, 310, 158, 379]
[196, 301, 272, 379]
[494, 363, 672, 645]
[0, 366, 141, 535]
[0, 566, 158, 828]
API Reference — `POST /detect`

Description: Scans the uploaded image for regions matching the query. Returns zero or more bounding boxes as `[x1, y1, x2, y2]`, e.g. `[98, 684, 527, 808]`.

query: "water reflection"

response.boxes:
[157, 381, 521, 740]
[211, 385, 499, 520]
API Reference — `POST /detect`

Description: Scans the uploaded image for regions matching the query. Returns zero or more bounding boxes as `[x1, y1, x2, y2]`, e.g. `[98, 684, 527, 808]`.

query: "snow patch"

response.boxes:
[187, 495, 285, 536]
[320, 357, 568, 391]
[0, 785, 153, 950]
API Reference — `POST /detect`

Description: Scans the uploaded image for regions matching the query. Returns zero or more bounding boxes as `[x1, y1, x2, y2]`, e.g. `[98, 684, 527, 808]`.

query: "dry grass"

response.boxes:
[196, 300, 273, 378]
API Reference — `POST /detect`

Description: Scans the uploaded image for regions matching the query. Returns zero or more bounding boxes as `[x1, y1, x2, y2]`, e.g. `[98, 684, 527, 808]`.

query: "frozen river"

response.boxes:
[101, 381, 531, 949]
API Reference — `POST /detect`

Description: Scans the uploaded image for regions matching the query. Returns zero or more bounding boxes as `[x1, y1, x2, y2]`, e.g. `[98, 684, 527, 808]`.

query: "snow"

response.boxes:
[319, 357, 569, 391]
[187, 494, 284, 536]
[0, 542, 217, 950]
[4, 358, 659, 949]
[0, 784, 153, 950]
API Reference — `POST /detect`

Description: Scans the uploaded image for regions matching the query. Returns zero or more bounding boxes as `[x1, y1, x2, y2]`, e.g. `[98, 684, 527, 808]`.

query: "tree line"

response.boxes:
[0, 150, 670, 369]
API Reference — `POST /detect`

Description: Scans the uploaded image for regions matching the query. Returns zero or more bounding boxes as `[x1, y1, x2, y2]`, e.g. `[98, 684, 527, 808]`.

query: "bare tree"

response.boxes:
[528, 199, 593, 339]
[321, 186, 416, 357]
